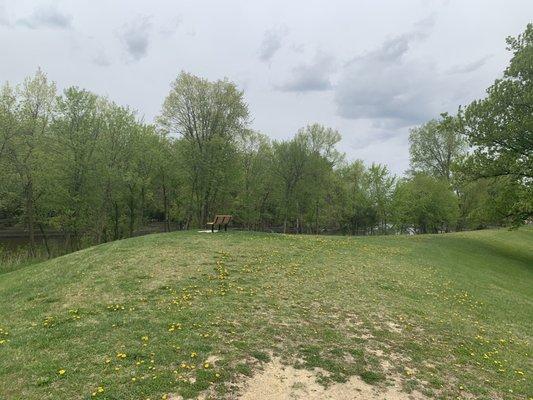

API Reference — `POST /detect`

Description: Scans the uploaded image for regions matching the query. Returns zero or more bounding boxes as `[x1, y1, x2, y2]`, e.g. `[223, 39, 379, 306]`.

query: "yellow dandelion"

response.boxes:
[58, 369, 66, 375]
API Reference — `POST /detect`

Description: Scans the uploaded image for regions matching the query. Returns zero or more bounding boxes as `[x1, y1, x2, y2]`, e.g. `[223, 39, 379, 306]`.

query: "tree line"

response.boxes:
[0, 24, 531, 257]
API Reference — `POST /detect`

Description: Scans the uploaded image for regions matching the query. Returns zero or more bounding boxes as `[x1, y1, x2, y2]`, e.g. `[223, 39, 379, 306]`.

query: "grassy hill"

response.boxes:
[0, 228, 531, 399]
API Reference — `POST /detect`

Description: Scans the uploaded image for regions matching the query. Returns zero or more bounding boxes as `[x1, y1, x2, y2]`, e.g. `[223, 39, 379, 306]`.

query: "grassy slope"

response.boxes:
[0, 228, 531, 400]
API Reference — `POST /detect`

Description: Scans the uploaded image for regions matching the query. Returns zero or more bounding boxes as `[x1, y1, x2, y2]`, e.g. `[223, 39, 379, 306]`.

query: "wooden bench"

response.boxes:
[206, 215, 232, 232]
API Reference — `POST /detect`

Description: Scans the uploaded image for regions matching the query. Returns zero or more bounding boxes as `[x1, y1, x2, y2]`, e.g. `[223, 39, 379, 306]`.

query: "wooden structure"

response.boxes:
[206, 215, 232, 232]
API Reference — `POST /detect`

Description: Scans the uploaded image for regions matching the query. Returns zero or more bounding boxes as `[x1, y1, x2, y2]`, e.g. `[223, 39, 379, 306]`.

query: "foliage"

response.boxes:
[157, 72, 249, 226]
[409, 113, 465, 180]
[393, 174, 459, 234]
[2, 23, 532, 259]
[461, 23, 533, 222]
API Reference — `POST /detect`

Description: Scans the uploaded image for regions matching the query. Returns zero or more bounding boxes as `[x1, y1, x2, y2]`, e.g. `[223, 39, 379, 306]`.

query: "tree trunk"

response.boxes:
[38, 223, 51, 259]
[162, 184, 170, 232]
[128, 193, 135, 237]
[140, 186, 145, 227]
[315, 200, 319, 235]
[114, 202, 120, 240]
[26, 179, 36, 257]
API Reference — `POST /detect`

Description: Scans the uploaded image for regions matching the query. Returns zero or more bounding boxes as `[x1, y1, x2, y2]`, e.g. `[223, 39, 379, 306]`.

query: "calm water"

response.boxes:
[0, 235, 65, 251]
[0, 222, 180, 254]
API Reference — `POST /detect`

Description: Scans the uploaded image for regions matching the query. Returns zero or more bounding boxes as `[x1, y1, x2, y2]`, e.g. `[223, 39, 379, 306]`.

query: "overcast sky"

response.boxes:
[1, 0, 531, 174]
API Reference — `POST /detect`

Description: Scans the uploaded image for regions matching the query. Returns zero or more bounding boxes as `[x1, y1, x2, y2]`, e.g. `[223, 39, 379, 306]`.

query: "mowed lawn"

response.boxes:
[0, 228, 531, 399]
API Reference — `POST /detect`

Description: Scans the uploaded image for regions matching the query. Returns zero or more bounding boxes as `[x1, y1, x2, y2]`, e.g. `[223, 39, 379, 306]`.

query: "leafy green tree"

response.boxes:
[234, 130, 275, 229]
[0, 84, 18, 161]
[338, 160, 374, 235]
[0, 85, 18, 211]
[157, 72, 249, 226]
[297, 124, 342, 234]
[367, 163, 395, 234]
[337, 161, 395, 235]
[49, 87, 105, 249]
[461, 24, 533, 222]
[409, 113, 465, 180]
[393, 174, 459, 234]
[151, 133, 184, 231]
[457, 177, 523, 229]
[1, 70, 56, 256]
[272, 136, 308, 233]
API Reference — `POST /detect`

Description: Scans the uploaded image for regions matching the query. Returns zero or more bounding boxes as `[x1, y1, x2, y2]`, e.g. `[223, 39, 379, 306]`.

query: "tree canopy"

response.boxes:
[1, 24, 531, 258]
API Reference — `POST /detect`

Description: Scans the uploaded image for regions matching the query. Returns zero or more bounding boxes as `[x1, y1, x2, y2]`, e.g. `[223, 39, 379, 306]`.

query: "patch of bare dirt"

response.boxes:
[384, 321, 402, 334]
[237, 357, 427, 400]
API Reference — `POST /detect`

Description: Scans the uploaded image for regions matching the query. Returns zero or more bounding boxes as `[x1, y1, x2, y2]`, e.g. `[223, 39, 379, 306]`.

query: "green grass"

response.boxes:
[0, 228, 531, 399]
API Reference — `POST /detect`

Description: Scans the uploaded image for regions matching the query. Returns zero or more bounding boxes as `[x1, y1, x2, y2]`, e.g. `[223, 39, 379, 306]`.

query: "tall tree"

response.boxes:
[234, 130, 275, 230]
[338, 160, 374, 235]
[2, 70, 56, 256]
[157, 72, 249, 226]
[367, 163, 395, 234]
[461, 23, 533, 222]
[50, 87, 104, 249]
[297, 124, 342, 233]
[409, 113, 465, 180]
[273, 135, 309, 233]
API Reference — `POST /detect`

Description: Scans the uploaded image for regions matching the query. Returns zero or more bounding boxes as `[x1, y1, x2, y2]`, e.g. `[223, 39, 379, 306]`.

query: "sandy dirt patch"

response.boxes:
[237, 358, 426, 400]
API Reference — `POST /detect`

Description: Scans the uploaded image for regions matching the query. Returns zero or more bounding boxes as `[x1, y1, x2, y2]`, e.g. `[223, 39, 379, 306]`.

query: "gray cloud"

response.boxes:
[93, 50, 111, 67]
[258, 26, 287, 63]
[17, 5, 72, 29]
[348, 129, 399, 150]
[446, 55, 492, 74]
[334, 19, 443, 127]
[276, 53, 335, 92]
[119, 16, 152, 61]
